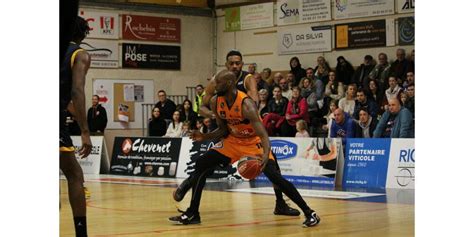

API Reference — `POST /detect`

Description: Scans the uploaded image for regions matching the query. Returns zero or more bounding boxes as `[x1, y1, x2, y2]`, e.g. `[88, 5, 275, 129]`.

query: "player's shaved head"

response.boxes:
[215, 69, 236, 96]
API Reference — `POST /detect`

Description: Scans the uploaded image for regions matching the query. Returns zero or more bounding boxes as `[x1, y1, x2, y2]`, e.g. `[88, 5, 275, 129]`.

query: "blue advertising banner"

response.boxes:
[343, 138, 392, 189]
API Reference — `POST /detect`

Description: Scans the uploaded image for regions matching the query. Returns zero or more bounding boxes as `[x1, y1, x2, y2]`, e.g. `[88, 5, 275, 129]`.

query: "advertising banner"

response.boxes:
[80, 39, 119, 68]
[110, 137, 182, 178]
[79, 9, 119, 39]
[398, 17, 415, 45]
[343, 138, 392, 189]
[225, 3, 273, 31]
[335, 19, 387, 50]
[277, 0, 331, 26]
[278, 25, 332, 55]
[122, 43, 180, 70]
[122, 14, 181, 43]
[224, 7, 241, 32]
[255, 137, 343, 187]
[396, 0, 414, 13]
[71, 136, 104, 174]
[333, 0, 395, 20]
[386, 139, 415, 189]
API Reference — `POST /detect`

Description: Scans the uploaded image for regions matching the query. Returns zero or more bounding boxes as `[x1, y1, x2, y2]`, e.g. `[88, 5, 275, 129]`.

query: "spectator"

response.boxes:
[374, 98, 414, 138]
[335, 56, 355, 86]
[330, 108, 355, 140]
[390, 48, 410, 84]
[408, 49, 415, 73]
[180, 121, 191, 137]
[192, 84, 206, 117]
[148, 106, 167, 136]
[314, 65, 329, 86]
[368, 79, 385, 117]
[306, 67, 315, 81]
[338, 83, 357, 117]
[353, 88, 378, 120]
[322, 100, 338, 137]
[385, 76, 402, 101]
[295, 120, 310, 138]
[307, 67, 325, 101]
[179, 99, 198, 129]
[280, 87, 309, 137]
[154, 90, 177, 121]
[263, 85, 289, 136]
[354, 108, 377, 138]
[313, 56, 330, 84]
[369, 53, 391, 90]
[403, 71, 415, 89]
[165, 110, 183, 138]
[248, 63, 257, 75]
[87, 95, 108, 134]
[299, 77, 314, 99]
[257, 89, 269, 118]
[352, 55, 375, 90]
[400, 91, 408, 106]
[279, 77, 292, 100]
[201, 117, 212, 134]
[196, 118, 204, 133]
[404, 83, 415, 117]
[286, 72, 296, 89]
[269, 72, 284, 99]
[325, 71, 344, 101]
[254, 72, 269, 93]
[289, 56, 306, 87]
[306, 83, 328, 136]
[262, 67, 272, 85]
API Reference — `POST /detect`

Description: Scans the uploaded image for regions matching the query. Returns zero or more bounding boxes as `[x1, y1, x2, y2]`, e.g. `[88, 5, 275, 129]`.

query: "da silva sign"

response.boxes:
[278, 26, 331, 55]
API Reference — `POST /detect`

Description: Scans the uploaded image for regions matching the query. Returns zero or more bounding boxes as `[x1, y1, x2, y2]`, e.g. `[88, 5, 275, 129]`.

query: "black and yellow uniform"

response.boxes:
[235, 71, 250, 93]
[60, 42, 84, 151]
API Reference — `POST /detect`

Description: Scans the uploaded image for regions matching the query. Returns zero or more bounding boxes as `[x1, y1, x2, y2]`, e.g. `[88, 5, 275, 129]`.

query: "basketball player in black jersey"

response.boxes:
[60, 16, 92, 237]
[174, 50, 300, 216]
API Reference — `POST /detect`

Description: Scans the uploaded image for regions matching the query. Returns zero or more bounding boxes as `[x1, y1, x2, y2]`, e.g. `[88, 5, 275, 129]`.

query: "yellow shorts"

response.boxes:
[211, 135, 275, 164]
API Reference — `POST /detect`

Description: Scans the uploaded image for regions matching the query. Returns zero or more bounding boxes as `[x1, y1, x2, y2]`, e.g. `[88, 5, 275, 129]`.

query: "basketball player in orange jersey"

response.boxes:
[169, 70, 320, 227]
[176, 50, 300, 216]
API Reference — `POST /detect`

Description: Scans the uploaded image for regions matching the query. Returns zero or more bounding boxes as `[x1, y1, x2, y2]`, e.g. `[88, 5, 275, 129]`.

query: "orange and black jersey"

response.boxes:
[216, 90, 258, 139]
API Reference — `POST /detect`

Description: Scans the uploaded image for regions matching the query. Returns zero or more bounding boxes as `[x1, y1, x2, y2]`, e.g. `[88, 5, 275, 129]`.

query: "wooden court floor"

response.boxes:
[60, 176, 414, 237]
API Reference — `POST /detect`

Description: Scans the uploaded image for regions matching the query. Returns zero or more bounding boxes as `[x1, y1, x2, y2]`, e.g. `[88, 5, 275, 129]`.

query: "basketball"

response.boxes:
[237, 156, 262, 180]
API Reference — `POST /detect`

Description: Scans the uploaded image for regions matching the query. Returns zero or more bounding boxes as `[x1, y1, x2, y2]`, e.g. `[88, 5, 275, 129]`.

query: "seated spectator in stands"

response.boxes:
[325, 71, 344, 101]
[87, 95, 108, 134]
[314, 56, 330, 84]
[201, 117, 212, 134]
[336, 56, 355, 86]
[148, 106, 167, 136]
[353, 88, 378, 120]
[279, 77, 292, 100]
[400, 91, 408, 106]
[374, 98, 414, 138]
[385, 76, 402, 101]
[254, 72, 269, 93]
[295, 120, 310, 138]
[306, 67, 315, 81]
[307, 67, 325, 100]
[354, 108, 377, 138]
[165, 111, 183, 138]
[306, 82, 328, 136]
[280, 87, 309, 137]
[403, 71, 415, 89]
[266, 70, 279, 98]
[330, 108, 355, 141]
[368, 79, 385, 117]
[262, 86, 289, 136]
[262, 67, 272, 85]
[179, 99, 198, 129]
[154, 90, 176, 121]
[404, 83, 415, 117]
[314, 65, 329, 86]
[338, 83, 357, 117]
[196, 118, 204, 133]
[299, 77, 314, 99]
[390, 48, 410, 84]
[290, 56, 306, 87]
[286, 72, 296, 89]
[180, 121, 191, 137]
[192, 84, 206, 117]
[257, 89, 269, 118]
[322, 100, 338, 137]
[369, 53, 391, 90]
[247, 63, 256, 75]
[408, 49, 415, 73]
[352, 55, 375, 90]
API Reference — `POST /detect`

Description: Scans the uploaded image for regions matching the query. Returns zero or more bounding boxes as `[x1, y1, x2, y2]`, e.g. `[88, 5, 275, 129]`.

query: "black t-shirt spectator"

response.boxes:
[87, 104, 108, 133]
[267, 97, 289, 116]
[154, 99, 176, 121]
[148, 118, 167, 136]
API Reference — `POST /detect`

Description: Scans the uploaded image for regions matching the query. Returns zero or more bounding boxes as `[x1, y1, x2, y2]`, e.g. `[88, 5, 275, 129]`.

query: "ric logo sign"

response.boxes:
[125, 46, 147, 62]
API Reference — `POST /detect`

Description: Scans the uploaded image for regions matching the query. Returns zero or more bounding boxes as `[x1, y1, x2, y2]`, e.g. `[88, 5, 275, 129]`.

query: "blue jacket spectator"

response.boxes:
[330, 109, 355, 139]
[374, 98, 414, 138]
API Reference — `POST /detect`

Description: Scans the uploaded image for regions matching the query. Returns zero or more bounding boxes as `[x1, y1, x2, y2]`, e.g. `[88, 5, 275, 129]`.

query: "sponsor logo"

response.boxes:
[122, 138, 133, 154]
[335, 0, 348, 12]
[80, 42, 113, 59]
[131, 139, 171, 153]
[282, 34, 293, 48]
[401, 0, 415, 10]
[279, 3, 299, 19]
[124, 45, 148, 62]
[271, 140, 297, 160]
[399, 17, 415, 44]
[100, 16, 115, 35]
[396, 148, 415, 187]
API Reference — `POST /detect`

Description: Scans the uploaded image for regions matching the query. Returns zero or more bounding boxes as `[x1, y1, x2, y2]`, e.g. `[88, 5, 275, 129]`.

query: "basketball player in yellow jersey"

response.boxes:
[169, 70, 320, 228]
[187, 50, 300, 216]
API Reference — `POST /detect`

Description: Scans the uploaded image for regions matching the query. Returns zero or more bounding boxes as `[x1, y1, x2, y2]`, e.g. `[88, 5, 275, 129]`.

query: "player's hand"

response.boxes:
[258, 154, 269, 172]
[304, 150, 309, 159]
[79, 133, 92, 158]
[189, 130, 205, 141]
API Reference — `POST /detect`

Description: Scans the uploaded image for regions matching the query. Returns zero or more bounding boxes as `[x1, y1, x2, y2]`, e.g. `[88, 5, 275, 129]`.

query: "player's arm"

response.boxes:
[318, 144, 337, 161]
[71, 51, 92, 158]
[242, 98, 270, 170]
[191, 95, 229, 141]
[244, 74, 259, 103]
[199, 79, 216, 118]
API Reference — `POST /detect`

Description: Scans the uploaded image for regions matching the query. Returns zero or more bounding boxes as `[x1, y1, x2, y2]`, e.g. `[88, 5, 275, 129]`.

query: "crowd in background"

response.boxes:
[148, 48, 415, 139]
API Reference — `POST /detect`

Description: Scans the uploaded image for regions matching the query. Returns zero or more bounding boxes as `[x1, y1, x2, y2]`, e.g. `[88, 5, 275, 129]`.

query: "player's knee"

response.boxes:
[65, 168, 84, 185]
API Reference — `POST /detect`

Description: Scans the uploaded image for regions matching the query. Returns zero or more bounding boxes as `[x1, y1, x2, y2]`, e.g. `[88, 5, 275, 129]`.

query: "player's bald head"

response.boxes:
[215, 69, 236, 83]
[215, 69, 236, 96]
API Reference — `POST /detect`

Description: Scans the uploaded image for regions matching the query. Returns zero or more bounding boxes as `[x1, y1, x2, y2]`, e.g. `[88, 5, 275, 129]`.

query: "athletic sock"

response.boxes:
[73, 216, 87, 237]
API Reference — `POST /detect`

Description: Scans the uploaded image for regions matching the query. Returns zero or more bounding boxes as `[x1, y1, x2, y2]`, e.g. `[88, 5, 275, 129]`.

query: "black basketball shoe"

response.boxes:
[274, 200, 301, 216]
[168, 210, 201, 225]
[302, 211, 321, 228]
[173, 178, 192, 202]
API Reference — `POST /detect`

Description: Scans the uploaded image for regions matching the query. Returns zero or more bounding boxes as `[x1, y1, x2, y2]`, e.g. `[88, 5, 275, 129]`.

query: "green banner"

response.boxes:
[225, 7, 241, 32]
